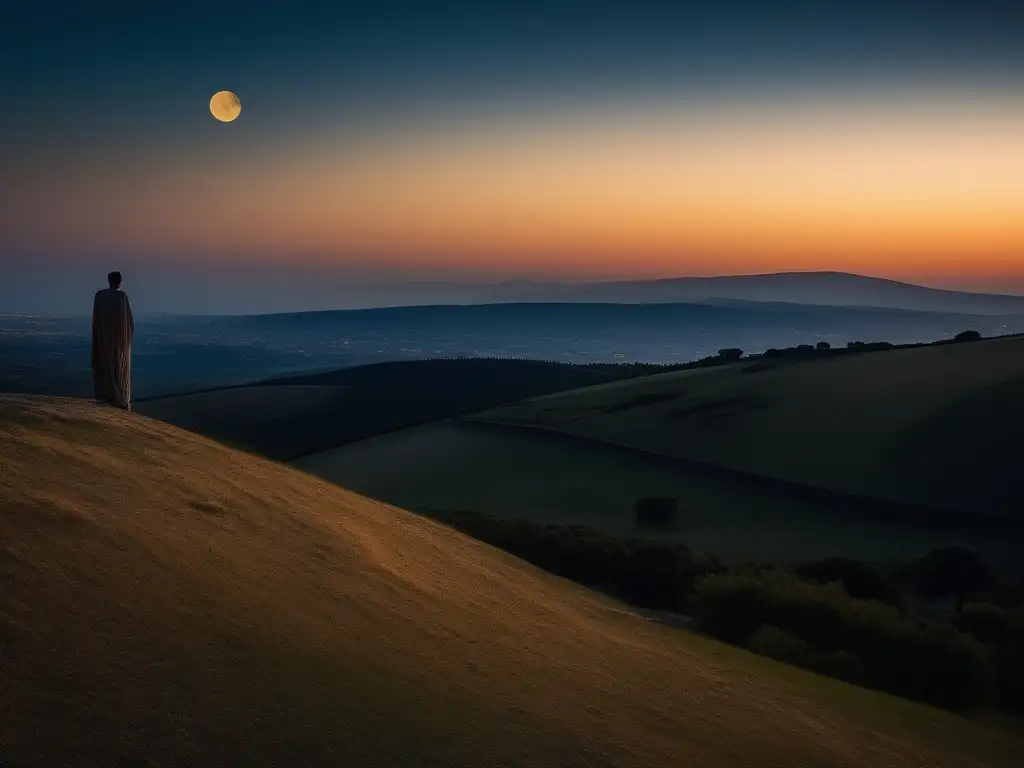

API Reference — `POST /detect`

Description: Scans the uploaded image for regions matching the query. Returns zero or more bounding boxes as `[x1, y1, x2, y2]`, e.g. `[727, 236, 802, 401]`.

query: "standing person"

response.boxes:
[91, 271, 135, 410]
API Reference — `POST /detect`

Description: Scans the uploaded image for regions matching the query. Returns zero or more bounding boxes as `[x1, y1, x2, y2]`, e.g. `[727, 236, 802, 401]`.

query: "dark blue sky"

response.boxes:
[5, 1, 1023, 153]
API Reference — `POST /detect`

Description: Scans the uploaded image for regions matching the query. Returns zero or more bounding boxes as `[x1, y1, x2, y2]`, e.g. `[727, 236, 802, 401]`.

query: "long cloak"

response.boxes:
[91, 288, 134, 409]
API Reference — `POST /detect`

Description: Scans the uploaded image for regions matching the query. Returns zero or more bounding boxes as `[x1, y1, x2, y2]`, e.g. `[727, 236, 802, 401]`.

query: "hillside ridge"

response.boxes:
[3, 394, 1022, 767]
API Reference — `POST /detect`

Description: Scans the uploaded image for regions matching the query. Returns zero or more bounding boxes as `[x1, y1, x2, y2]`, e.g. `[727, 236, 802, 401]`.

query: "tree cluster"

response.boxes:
[418, 507, 1023, 713]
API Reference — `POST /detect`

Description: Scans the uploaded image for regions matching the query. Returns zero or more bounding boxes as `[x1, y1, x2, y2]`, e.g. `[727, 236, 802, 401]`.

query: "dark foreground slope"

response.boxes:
[2, 396, 1021, 767]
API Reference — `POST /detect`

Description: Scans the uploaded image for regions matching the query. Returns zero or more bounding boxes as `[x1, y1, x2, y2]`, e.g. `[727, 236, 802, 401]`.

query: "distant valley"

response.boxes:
[4, 288, 1024, 399]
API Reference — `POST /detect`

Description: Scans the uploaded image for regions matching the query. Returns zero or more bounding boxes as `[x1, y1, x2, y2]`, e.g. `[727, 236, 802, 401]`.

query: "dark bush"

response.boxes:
[991, 582, 1024, 610]
[815, 341, 831, 350]
[717, 348, 744, 360]
[748, 624, 809, 666]
[420, 508, 707, 612]
[424, 508, 1005, 711]
[993, 611, 1024, 712]
[915, 546, 995, 611]
[748, 625, 865, 684]
[953, 603, 1012, 644]
[620, 542, 694, 609]
[690, 573, 774, 643]
[795, 344, 815, 354]
[691, 571, 995, 710]
[634, 496, 679, 528]
[954, 330, 982, 342]
[792, 557, 906, 611]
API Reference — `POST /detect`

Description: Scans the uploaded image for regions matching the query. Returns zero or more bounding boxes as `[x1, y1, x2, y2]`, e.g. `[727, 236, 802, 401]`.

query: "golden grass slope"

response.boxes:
[475, 336, 1024, 517]
[1, 395, 1021, 767]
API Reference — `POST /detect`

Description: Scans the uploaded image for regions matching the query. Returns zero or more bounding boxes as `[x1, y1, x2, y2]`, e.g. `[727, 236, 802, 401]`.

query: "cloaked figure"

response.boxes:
[91, 271, 135, 410]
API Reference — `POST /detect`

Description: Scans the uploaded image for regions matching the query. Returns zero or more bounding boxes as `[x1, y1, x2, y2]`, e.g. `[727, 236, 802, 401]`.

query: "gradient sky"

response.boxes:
[2, 1, 1024, 313]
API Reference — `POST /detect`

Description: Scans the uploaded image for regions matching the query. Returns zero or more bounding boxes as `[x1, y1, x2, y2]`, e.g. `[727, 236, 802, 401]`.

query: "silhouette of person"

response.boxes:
[91, 271, 135, 410]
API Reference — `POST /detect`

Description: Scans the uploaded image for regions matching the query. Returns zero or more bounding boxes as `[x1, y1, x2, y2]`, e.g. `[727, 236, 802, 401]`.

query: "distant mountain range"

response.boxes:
[344, 271, 1024, 316]
[10, 269, 1022, 318]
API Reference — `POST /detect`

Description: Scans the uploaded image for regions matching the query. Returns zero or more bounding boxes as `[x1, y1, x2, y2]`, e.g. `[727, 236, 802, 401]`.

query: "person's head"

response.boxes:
[107, 271, 123, 289]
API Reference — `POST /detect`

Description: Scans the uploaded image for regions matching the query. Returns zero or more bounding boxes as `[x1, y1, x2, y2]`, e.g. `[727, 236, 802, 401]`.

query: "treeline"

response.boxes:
[729, 327, 1006, 364]
[418, 507, 1024, 714]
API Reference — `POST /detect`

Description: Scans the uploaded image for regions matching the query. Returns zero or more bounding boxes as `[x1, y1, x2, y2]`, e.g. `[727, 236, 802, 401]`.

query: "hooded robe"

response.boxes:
[91, 287, 134, 409]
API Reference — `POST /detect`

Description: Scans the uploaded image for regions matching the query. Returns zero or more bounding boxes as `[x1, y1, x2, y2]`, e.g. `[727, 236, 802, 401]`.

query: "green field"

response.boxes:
[3, 395, 1022, 767]
[295, 419, 1024, 577]
[136, 357, 703, 460]
[473, 335, 1024, 519]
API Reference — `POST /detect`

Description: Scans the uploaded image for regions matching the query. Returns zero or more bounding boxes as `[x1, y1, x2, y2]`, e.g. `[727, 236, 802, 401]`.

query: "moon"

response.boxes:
[210, 90, 241, 122]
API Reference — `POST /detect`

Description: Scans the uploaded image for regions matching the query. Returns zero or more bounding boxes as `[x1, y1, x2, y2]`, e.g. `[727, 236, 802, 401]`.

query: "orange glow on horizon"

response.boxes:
[7, 91, 1024, 281]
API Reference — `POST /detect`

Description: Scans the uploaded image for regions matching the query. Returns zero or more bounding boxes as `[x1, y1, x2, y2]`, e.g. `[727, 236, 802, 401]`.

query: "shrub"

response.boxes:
[691, 575, 767, 641]
[792, 557, 906, 611]
[717, 348, 744, 360]
[993, 610, 1024, 712]
[633, 496, 679, 527]
[914, 546, 995, 611]
[815, 341, 831, 350]
[691, 571, 995, 710]
[748, 624, 867, 684]
[953, 602, 1012, 644]
[620, 541, 696, 610]
[954, 330, 982, 342]
[991, 582, 1024, 610]
[748, 624, 810, 666]
[421, 508, 708, 612]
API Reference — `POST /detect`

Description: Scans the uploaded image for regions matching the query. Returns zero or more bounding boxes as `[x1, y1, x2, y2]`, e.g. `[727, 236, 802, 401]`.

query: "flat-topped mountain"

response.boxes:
[471, 271, 1024, 315]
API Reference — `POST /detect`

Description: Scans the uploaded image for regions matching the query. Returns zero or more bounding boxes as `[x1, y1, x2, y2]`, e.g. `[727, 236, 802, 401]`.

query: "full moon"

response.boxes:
[210, 90, 241, 122]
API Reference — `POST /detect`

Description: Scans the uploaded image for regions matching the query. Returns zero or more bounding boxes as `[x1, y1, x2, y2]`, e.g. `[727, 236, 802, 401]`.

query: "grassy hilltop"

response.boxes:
[3, 395, 1022, 767]
[296, 336, 1024, 573]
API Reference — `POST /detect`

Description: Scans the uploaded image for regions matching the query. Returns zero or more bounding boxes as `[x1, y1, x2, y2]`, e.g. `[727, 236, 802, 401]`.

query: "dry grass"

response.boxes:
[1, 395, 1021, 767]
[473, 336, 1024, 517]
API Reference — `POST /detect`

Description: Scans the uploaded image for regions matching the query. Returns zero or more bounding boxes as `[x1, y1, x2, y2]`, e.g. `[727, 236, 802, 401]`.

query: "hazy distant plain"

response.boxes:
[4, 301, 1023, 398]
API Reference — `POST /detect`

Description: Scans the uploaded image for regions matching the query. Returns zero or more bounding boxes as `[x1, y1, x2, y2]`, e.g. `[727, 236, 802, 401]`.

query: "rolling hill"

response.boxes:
[473, 335, 1024, 519]
[2, 395, 1022, 767]
[135, 358, 691, 460]
[294, 335, 1024, 573]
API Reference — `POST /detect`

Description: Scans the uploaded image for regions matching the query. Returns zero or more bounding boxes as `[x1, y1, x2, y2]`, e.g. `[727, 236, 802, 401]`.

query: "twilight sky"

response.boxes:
[2, 0, 1024, 313]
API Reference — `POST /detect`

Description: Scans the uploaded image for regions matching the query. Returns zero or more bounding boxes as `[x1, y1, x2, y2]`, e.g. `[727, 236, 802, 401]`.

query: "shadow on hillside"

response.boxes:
[464, 419, 1024, 536]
